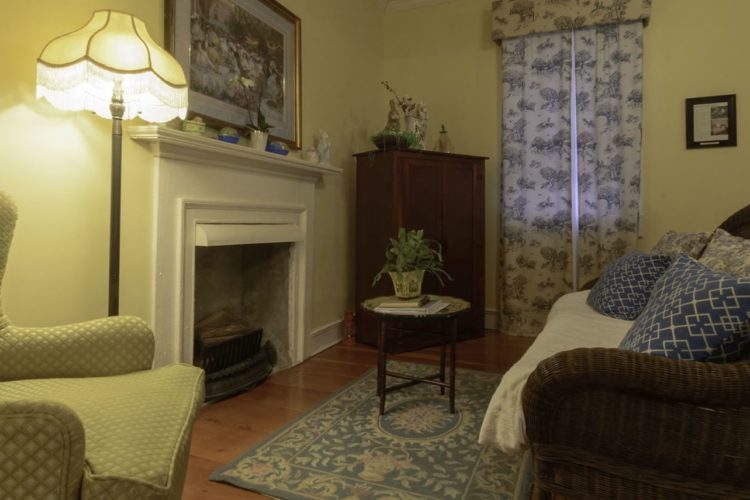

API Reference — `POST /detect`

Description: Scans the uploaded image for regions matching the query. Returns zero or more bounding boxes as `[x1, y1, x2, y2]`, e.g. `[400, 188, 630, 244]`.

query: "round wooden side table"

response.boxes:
[361, 295, 470, 415]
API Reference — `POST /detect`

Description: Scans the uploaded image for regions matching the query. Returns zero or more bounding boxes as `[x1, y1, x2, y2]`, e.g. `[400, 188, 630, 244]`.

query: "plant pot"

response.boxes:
[250, 130, 269, 151]
[388, 270, 425, 299]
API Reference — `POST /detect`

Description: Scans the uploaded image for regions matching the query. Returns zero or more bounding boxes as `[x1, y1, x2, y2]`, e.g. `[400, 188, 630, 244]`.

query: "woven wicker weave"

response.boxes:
[522, 206, 750, 499]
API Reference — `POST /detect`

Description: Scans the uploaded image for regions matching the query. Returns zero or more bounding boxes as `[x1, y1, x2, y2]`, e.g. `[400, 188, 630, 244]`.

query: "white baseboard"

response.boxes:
[484, 309, 499, 331]
[307, 319, 343, 358]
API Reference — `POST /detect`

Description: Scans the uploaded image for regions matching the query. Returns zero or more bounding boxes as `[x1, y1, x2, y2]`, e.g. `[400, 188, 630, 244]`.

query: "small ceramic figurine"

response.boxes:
[316, 130, 330, 165]
[385, 99, 401, 132]
[304, 146, 319, 163]
[436, 124, 454, 153]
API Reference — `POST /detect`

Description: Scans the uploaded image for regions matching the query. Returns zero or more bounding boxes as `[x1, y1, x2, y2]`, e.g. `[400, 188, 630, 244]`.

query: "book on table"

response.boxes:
[374, 298, 448, 316]
[377, 295, 429, 308]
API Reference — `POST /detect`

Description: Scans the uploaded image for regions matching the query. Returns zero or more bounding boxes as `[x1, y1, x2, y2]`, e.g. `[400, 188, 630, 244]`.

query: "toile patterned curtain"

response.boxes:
[499, 31, 574, 335]
[498, 22, 643, 336]
[575, 22, 644, 287]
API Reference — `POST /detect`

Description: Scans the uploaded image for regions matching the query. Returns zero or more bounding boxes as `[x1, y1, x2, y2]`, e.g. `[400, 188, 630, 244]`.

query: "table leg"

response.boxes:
[440, 335, 446, 395]
[449, 317, 457, 414]
[377, 318, 387, 415]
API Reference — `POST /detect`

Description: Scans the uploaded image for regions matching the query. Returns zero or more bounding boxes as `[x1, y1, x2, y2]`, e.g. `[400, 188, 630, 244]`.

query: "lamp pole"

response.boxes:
[108, 80, 124, 316]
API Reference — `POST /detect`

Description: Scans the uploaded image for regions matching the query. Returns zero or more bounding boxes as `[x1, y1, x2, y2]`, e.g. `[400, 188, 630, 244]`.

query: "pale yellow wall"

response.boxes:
[640, 0, 750, 249]
[282, 0, 385, 328]
[383, 0, 500, 315]
[0, 1, 384, 331]
[384, 0, 750, 317]
[0, 1, 160, 326]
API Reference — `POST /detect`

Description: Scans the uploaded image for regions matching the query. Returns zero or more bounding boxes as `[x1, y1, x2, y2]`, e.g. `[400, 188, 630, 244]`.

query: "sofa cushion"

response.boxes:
[587, 252, 672, 320]
[619, 255, 750, 362]
[650, 230, 710, 258]
[0, 364, 205, 500]
[699, 228, 750, 277]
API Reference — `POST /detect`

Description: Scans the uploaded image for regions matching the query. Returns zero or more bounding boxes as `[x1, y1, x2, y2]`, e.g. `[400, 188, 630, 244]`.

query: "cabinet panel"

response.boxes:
[354, 150, 486, 347]
[401, 157, 444, 292]
[442, 161, 485, 334]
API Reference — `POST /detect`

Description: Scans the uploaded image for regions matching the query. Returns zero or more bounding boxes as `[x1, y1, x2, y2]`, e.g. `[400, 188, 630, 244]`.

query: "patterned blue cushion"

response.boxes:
[587, 252, 673, 320]
[619, 255, 750, 362]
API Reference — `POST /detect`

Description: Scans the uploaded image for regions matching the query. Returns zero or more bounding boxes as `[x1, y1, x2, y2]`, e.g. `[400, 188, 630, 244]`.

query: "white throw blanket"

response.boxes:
[479, 291, 632, 452]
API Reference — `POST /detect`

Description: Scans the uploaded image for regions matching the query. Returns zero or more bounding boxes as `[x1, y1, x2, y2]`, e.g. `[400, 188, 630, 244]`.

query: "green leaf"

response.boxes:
[371, 227, 453, 286]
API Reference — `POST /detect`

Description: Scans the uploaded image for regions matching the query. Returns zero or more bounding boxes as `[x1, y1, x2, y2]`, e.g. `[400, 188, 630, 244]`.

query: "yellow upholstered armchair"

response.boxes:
[0, 192, 205, 499]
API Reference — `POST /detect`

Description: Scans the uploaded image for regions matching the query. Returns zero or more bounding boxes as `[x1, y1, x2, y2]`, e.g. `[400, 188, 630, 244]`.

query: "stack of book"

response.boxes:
[374, 295, 448, 316]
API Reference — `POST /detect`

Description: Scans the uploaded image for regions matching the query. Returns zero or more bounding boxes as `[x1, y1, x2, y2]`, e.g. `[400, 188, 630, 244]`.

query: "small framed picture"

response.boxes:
[685, 94, 736, 149]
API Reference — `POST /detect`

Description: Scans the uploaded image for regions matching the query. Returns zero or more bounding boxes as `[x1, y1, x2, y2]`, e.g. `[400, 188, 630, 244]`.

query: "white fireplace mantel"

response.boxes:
[128, 125, 342, 181]
[128, 125, 342, 367]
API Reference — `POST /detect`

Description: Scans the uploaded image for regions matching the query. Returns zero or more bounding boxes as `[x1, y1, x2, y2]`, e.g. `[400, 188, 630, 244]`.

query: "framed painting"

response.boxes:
[166, 0, 301, 148]
[685, 94, 736, 149]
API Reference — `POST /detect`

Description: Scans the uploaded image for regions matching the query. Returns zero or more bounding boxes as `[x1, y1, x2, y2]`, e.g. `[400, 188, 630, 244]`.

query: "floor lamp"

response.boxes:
[36, 10, 188, 316]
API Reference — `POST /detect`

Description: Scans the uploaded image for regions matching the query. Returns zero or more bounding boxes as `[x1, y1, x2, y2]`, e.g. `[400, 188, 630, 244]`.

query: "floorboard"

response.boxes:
[182, 331, 534, 499]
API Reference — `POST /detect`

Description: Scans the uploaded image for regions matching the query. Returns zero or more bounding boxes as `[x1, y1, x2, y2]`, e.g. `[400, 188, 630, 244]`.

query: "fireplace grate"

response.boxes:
[195, 328, 276, 402]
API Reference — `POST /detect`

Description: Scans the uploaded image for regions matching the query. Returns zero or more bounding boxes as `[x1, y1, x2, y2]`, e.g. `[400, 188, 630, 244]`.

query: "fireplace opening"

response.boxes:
[194, 242, 293, 401]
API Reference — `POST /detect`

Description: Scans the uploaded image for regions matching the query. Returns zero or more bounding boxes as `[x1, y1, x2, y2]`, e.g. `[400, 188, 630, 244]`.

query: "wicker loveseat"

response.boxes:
[0, 192, 205, 499]
[521, 207, 750, 499]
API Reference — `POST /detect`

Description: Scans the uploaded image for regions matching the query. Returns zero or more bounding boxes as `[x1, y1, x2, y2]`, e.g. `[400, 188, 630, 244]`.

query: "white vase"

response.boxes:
[250, 130, 268, 151]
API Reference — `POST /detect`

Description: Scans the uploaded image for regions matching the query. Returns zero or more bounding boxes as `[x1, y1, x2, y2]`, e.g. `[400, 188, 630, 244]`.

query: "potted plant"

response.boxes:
[372, 228, 452, 298]
[229, 75, 273, 150]
[248, 107, 272, 151]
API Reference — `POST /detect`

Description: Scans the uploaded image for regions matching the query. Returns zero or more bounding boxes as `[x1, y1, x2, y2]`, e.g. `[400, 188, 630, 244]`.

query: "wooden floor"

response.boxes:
[183, 331, 534, 499]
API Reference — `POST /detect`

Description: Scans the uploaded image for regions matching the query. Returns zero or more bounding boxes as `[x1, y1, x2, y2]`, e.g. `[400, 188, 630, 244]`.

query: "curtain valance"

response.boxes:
[492, 0, 651, 43]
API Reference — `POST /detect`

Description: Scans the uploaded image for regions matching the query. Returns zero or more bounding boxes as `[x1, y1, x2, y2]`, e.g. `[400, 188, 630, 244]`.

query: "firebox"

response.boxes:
[194, 242, 293, 400]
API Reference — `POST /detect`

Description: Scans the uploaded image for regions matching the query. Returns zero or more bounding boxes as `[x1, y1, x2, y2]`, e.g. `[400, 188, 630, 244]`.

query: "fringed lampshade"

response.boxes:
[36, 10, 187, 122]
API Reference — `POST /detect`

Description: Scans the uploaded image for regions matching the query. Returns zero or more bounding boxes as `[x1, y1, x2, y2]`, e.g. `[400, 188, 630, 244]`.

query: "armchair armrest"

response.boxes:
[0, 316, 154, 380]
[0, 400, 85, 500]
[523, 348, 750, 494]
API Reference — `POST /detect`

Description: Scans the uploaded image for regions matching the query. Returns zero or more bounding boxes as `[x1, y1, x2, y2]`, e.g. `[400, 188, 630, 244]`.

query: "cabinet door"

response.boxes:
[355, 154, 397, 344]
[442, 161, 485, 335]
[400, 156, 444, 292]
[401, 156, 485, 338]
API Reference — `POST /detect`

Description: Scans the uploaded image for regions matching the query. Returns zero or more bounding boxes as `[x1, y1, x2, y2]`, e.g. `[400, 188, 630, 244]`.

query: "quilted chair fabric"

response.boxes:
[0, 191, 205, 500]
[0, 401, 85, 499]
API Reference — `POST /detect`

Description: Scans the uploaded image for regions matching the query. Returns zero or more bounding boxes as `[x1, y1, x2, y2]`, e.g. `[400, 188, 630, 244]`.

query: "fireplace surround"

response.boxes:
[129, 125, 342, 368]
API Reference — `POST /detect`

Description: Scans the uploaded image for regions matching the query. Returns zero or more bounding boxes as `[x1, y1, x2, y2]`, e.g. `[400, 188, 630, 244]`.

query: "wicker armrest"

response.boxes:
[522, 347, 750, 488]
[0, 400, 85, 499]
[0, 316, 154, 381]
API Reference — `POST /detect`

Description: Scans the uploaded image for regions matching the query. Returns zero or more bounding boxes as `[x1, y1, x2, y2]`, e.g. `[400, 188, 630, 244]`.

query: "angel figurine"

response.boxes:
[384, 99, 401, 132]
[316, 130, 331, 165]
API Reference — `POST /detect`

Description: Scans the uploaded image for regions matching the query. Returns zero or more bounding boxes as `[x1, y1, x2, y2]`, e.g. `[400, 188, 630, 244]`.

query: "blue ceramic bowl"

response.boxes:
[218, 134, 240, 144]
[266, 142, 289, 155]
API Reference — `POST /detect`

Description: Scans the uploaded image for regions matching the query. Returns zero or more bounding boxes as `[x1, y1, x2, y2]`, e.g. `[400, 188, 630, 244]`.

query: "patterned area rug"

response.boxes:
[211, 362, 522, 499]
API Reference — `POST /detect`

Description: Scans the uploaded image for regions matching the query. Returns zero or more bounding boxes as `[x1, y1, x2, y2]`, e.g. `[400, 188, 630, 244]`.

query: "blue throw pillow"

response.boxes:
[619, 255, 750, 362]
[587, 252, 673, 320]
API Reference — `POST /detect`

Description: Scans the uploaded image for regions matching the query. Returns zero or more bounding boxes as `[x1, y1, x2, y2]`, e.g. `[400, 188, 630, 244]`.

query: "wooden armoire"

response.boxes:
[354, 149, 486, 347]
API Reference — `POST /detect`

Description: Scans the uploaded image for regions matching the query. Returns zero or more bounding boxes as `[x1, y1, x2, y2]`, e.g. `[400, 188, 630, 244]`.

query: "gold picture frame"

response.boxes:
[165, 0, 301, 149]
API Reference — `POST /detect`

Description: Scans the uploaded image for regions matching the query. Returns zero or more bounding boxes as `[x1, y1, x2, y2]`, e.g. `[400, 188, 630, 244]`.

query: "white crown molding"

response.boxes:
[385, 0, 456, 12]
